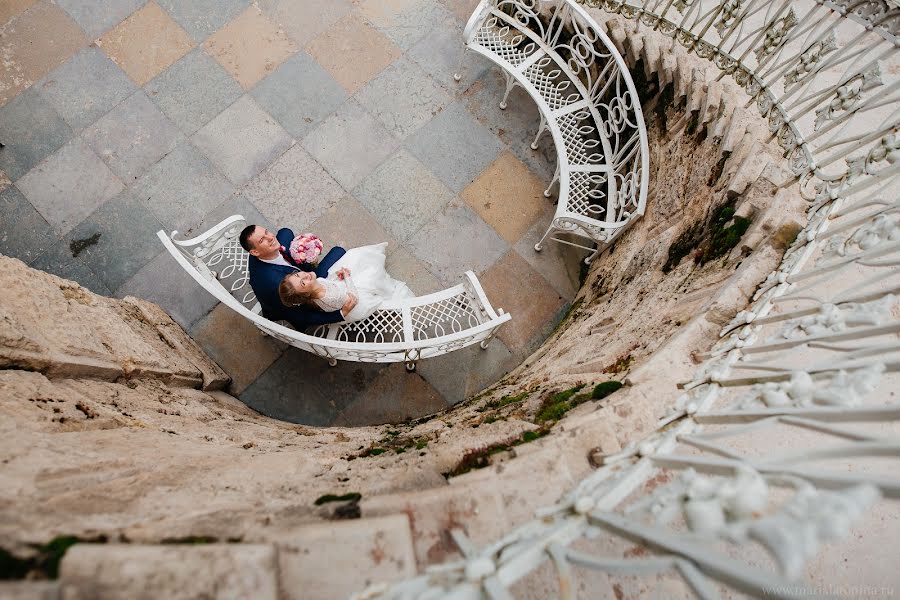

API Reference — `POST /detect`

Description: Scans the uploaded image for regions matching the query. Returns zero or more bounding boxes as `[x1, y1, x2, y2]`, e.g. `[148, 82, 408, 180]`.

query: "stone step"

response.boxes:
[60, 544, 279, 600]
[0, 582, 60, 600]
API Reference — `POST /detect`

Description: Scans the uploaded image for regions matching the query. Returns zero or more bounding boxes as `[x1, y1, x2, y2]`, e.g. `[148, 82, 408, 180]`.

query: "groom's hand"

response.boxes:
[340, 293, 358, 318]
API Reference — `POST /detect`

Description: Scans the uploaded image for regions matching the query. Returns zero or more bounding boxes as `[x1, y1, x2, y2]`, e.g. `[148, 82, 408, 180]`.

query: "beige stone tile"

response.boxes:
[203, 5, 297, 90]
[384, 245, 443, 295]
[257, 0, 352, 46]
[97, 2, 194, 86]
[0, 1, 86, 107]
[305, 12, 401, 94]
[358, 0, 419, 26]
[0, 0, 37, 25]
[479, 250, 565, 352]
[440, 0, 480, 22]
[191, 304, 286, 394]
[461, 150, 549, 245]
[0, 170, 10, 192]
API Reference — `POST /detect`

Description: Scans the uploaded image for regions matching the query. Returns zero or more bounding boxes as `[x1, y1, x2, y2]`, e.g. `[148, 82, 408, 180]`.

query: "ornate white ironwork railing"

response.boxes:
[157, 216, 511, 369]
[362, 0, 900, 596]
[463, 0, 650, 262]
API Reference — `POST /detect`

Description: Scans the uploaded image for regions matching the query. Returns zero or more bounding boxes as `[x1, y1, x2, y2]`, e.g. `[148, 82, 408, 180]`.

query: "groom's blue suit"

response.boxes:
[248, 228, 346, 331]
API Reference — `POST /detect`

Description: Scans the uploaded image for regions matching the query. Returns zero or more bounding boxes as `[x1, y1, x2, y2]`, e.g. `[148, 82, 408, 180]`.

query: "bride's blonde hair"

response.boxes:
[278, 274, 314, 307]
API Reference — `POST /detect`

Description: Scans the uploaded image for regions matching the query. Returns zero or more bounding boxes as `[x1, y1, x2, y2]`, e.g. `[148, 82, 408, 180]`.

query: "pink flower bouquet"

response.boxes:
[289, 234, 324, 265]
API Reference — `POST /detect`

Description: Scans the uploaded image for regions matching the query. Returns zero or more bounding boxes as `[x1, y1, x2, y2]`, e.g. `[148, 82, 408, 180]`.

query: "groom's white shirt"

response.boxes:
[259, 254, 295, 268]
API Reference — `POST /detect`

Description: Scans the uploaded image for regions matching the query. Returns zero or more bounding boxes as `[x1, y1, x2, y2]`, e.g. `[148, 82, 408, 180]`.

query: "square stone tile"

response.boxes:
[0, 0, 37, 25]
[61, 190, 166, 291]
[31, 242, 112, 296]
[241, 144, 344, 230]
[115, 249, 220, 330]
[37, 46, 137, 131]
[16, 137, 123, 235]
[353, 149, 453, 243]
[478, 249, 565, 352]
[144, 48, 243, 136]
[439, 0, 480, 23]
[188, 191, 274, 239]
[56, 0, 145, 39]
[463, 68, 556, 182]
[405, 197, 507, 286]
[416, 337, 516, 404]
[461, 151, 548, 244]
[203, 5, 297, 90]
[0, 86, 72, 180]
[82, 90, 183, 182]
[96, 1, 195, 86]
[407, 19, 488, 95]
[250, 51, 347, 139]
[0, 171, 9, 191]
[239, 349, 388, 425]
[404, 100, 502, 192]
[0, 185, 55, 265]
[304, 12, 401, 94]
[0, 2, 86, 108]
[355, 56, 452, 139]
[156, 0, 252, 42]
[132, 140, 234, 230]
[191, 303, 285, 395]
[191, 95, 292, 186]
[514, 217, 582, 299]
[257, 0, 352, 47]
[301, 99, 398, 190]
[384, 246, 442, 295]
[308, 195, 397, 253]
[359, 0, 454, 50]
[331, 362, 448, 426]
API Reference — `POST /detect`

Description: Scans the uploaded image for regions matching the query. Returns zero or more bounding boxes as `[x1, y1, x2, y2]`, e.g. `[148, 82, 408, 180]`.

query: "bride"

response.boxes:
[277, 242, 413, 323]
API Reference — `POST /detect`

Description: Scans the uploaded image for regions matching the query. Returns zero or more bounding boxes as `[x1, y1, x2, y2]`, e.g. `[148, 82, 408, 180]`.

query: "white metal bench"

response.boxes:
[158, 216, 511, 369]
[460, 0, 649, 262]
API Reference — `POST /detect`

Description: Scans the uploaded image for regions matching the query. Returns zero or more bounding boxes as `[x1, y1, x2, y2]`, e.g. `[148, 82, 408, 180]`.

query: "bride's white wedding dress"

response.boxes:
[312, 242, 414, 322]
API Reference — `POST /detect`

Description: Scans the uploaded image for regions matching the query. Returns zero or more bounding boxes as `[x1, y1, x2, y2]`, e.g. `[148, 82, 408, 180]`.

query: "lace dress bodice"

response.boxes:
[312, 277, 357, 313]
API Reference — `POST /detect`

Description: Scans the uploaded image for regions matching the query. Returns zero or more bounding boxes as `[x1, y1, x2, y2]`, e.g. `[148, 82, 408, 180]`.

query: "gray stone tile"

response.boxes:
[361, 0, 454, 50]
[250, 51, 347, 139]
[384, 246, 443, 295]
[354, 56, 452, 140]
[257, 0, 352, 46]
[0, 87, 73, 181]
[132, 140, 234, 231]
[116, 249, 219, 330]
[156, 0, 252, 42]
[513, 216, 582, 299]
[56, 0, 146, 39]
[82, 90, 183, 182]
[301, 99, 398, 190]
[16, 137, 123, 236]
[404, 100, 502, 192]
[464, 69, 556, 182]
[188, 192, 274, 240]
[416, 337, 516, 404]
[0, 185, 56, 265]
[308, 195, 397, 254]
[352, 149, 453, 243]
[144, 48, 244, 136]
[31, 242, 112, 296]
[191, 95, 292, 186]
[37, 46, 137, 131]
[240, 349, 388, 426]
[407, 19, 489, 95]
[240, 144, 344, 231]
[405, 197, 508, 286]
[62, 190, 166, 292]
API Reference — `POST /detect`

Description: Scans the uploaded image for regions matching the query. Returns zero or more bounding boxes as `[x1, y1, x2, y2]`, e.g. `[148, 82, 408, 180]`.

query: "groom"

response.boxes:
[239, 225, 356, 330]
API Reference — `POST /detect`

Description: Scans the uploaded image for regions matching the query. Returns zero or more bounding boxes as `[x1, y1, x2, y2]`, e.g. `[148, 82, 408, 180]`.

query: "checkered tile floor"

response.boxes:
[0, 0, 583, 425]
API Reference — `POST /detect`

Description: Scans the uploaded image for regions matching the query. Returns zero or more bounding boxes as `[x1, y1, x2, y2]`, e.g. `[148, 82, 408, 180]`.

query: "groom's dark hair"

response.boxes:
[239, 225, 258, 252]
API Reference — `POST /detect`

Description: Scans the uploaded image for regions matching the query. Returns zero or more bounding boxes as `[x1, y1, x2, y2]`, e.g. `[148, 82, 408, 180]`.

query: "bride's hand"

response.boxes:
[336, 267, 351, 280]
[341, 293, 357, 316]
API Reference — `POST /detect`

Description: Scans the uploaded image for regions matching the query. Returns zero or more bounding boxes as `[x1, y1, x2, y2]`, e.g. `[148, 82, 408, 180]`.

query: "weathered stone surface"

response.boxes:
[59, 544, 278, 600]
